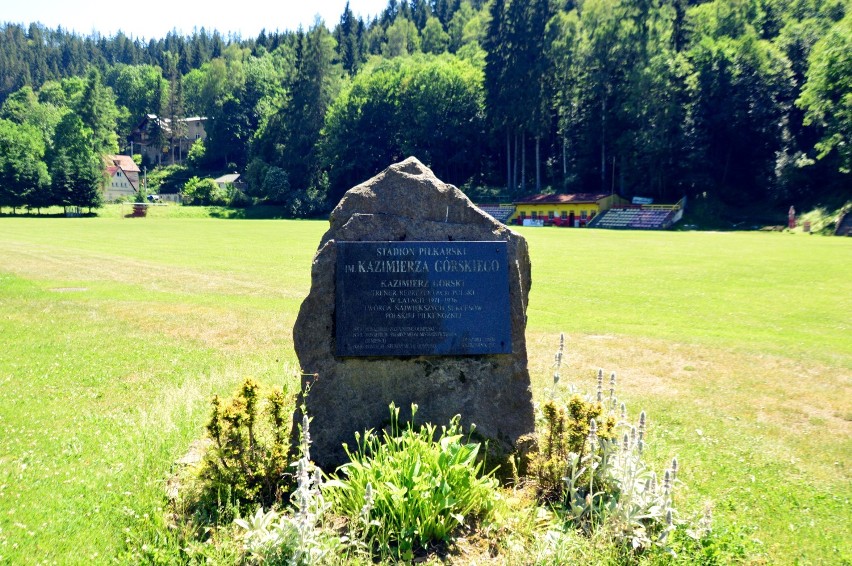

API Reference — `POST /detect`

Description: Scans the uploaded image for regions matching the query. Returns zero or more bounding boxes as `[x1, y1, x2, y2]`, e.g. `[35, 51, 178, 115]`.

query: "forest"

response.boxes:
[0, 0, 849, 216]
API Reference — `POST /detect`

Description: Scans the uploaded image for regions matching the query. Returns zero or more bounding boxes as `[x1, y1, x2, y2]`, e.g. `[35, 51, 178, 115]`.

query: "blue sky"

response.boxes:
[3, 0, 390, 39]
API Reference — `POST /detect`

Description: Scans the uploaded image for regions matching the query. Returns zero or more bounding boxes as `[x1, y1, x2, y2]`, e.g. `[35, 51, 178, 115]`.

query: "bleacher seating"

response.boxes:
[588, 207, 676, 230]
[836, 211, 852, 236]
[478, 205, 516, 224]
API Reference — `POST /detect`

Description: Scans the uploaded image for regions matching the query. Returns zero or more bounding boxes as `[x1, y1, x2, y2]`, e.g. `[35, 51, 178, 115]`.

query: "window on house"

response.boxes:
[531, 211, 538, 219]
[561, 211, 567, 219]
[548, 211, 555, 220]
[581, 210, 588, 219]
[519, 211, 526, 218]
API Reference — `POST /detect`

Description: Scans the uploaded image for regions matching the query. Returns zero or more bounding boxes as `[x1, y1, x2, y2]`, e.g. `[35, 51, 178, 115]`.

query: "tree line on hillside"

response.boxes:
[0, 68, 115, 211]
[0, 0, 849, 217]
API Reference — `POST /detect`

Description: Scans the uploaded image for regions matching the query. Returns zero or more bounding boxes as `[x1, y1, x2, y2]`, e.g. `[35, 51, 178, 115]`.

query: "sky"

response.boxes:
[3, 0, 391, 39]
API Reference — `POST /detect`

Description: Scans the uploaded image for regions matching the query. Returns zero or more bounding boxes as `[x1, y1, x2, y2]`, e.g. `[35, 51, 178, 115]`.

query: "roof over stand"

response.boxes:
[514, 193, 611, 205]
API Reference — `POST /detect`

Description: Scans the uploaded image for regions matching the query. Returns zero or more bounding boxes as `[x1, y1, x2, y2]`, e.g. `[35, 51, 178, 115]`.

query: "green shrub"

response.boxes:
[133, 184, 147, 203]
[226, 184, 253, 208]
[533, 395, 617, 501]
[185, 139, 206, 168]
[144, 163, 189, 194]
[531, 336, 617, 500]
[326, 403, 499, 561]
[182, 176, 227, 206]
[193, 378, 292, 523]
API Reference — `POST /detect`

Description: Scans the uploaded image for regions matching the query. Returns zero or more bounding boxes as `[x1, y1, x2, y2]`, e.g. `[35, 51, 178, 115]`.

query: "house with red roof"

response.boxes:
[509, 193, 628, 226]
[103, 155, 141, 201]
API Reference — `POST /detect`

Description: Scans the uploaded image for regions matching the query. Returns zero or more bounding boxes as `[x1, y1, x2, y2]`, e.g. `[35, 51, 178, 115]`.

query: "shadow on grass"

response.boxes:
[0, 210, 99, 218]
[209, 205, 287, 219]
[1, 205, 327, 220]
[208, 205, 329, 220]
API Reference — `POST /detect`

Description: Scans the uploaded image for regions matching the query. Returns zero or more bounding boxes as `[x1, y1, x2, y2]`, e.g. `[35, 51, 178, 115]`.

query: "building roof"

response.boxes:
[514, 193, 611, 205]
[131, 115, 207, 137]
[108, 155, 140, 173]
[159, 115, 207, 125]
[103, 156, 139, 192]
[214, 173, 241, 184]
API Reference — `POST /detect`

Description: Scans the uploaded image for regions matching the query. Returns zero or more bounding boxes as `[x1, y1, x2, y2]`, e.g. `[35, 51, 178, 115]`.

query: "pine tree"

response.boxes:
[48, 113, 103, 210]
[282, 22, 340, 193]
[76, 67, 119, 154]
[165, 52, 186, 163]
[336, 3, 364, 75]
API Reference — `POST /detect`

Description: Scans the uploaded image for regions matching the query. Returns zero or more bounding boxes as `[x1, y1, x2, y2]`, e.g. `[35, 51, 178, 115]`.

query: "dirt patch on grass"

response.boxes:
[4, 241, 307, 300]
[527, 331, 692, 399]
[105, 300, 296, 355]
[527, 331, 851, 486]
[531, 332, 850, 428]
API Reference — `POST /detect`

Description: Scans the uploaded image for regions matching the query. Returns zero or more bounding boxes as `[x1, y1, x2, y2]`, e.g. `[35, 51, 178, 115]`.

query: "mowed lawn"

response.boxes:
[0, 216, 849, 564]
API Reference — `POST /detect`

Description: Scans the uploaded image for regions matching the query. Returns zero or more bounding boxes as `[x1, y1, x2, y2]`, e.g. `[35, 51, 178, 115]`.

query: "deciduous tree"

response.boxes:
[322, 54, 485, 202]
[797, 13, 852, 173]
[0, 118, 50, 212]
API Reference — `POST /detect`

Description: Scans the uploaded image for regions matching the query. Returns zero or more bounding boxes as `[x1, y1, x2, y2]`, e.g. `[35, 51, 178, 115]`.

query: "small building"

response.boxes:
[509, 193, 628, 227]
[103, 155, 141, 201]
[127, 114, 208, 165]
[214, 173, 246, 192]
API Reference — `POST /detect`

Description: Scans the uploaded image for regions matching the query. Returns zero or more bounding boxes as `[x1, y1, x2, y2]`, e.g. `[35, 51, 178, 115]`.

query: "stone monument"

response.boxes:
[292, 157, 534, 470]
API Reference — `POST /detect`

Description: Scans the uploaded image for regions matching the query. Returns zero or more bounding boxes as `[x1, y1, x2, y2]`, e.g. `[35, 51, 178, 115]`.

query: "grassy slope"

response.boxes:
[0, 218, 848, 564]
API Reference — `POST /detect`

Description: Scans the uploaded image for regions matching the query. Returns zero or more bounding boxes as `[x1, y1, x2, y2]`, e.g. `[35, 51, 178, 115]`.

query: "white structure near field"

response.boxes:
[103, 155, 141, 201]
[214, 173, 247, 192]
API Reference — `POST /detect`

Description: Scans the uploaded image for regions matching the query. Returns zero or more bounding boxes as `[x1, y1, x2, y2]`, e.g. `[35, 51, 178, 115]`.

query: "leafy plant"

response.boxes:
[530, 335, 688, 552]
[235, 506, 296, 562]
[534, 393, 618, 499]
[194, 378, 292, 523]
[182, 176, 227, 206]
[233, 412, 337, 565]
[185, 139, 206, 168]
[133, 183, 147, 203]
[532, 336, 616, 500]
[561, 411, 679, 550]
[326, 403, 499, 561]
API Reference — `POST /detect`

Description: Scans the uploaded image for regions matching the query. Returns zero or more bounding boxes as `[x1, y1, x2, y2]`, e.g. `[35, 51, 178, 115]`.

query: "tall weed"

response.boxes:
[233, 412, 338, 565]
[531, 335, 691, 552]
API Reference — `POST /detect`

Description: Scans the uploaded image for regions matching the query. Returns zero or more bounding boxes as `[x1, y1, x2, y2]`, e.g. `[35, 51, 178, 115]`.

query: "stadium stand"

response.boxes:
[588, 198, 685, 230]
[478, 204, 516, 224]
[836, 210, 852, 236]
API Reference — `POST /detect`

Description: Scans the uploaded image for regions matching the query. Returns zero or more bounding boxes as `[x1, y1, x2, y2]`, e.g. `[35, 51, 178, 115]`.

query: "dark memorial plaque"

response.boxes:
[336, 241, 511, 356]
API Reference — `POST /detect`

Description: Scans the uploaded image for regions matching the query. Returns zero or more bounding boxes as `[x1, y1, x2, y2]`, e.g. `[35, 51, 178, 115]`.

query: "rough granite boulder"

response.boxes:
[292, 157, 534, 471]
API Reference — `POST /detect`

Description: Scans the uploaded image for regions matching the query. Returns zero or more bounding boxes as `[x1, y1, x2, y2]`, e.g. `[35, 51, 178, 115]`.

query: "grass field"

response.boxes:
[0, 214, 849, 564]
